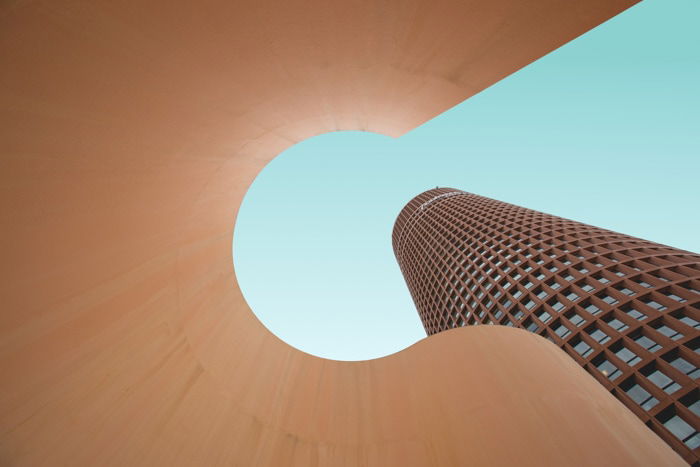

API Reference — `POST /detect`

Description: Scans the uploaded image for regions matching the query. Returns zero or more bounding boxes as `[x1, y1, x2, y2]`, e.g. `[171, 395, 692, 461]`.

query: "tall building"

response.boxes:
[394, 188, 700, 465]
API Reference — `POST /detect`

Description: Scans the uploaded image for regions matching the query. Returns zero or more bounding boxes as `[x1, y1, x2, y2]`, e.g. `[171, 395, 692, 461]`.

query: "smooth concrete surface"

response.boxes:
[1, 0, 685, 465]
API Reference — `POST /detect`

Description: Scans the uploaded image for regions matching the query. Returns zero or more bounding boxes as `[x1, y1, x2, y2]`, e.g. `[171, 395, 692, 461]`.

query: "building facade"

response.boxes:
[393, 188, 700, 464]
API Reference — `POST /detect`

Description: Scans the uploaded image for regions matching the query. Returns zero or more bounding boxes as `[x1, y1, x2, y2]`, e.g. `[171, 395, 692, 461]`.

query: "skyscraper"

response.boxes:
[393, 188, 700, 464]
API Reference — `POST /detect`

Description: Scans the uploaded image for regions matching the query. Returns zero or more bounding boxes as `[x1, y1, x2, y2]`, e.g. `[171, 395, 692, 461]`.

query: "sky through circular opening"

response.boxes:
[233, 0, 700, 360]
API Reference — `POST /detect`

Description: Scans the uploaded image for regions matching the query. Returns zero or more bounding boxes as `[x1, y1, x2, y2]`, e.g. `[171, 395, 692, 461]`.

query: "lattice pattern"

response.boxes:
[393, 188, 700, 465]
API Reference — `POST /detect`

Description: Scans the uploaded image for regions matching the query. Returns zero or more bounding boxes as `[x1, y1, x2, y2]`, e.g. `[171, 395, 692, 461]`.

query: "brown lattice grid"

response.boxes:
[393, 188, 700, 465]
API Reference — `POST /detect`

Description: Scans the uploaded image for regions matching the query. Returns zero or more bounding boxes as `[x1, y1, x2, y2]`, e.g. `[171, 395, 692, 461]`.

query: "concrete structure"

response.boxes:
[1, 1, 686, 466]
[394, 188, 700, 464]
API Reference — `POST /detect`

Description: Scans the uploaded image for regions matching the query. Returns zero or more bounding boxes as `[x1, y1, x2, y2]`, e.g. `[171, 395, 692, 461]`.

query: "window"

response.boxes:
[656, 407, 700, 449]
[689, 337, 700, 355]
[537, 310, 552, 324]
[633, 278, 653, 289]
[548, 299, 565, 312]
[642, 296, 667, 312]
[616, 286, 636, 296]
[630, 330, 662, 353]
[587, 326, 611, 345]
[663, 289, 687, 303]
[593, 273, 610, 284]
[603, 314, 629, 333]
[565, 310, 586, 327]
[583, 301, 602, 316]
[620, 377, 658, 410]
[571, 337, 593, 358]
[641, 364, 681, 394]
[650, 320, 684, 341]
[621, 304, 647, 321]
[534, 287, 548, 300]
[524, 299, 535, 310]
[680, 391, 700, 417]
[662, 351, 700, 379]
[592, 355, 621, 380]
[675, 312, 700, 329]
[611, 342, 641, 366]
[566, 291, 580, 302]
[554, 321, 572, 339]
[597, 293, 619, 306]
[523, 318, 539, 332]
[684, 282, 700, 295]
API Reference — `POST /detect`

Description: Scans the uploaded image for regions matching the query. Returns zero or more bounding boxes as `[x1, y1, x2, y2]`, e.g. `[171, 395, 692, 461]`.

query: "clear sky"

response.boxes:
[234, 0, 700, 361]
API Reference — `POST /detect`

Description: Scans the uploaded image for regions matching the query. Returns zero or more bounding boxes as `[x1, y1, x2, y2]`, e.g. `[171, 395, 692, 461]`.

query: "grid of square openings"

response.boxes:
[393, 188, 700, 465]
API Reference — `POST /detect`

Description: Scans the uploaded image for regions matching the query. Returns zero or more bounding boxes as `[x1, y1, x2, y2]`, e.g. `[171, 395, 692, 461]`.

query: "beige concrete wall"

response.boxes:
[1, 0, 684, 465]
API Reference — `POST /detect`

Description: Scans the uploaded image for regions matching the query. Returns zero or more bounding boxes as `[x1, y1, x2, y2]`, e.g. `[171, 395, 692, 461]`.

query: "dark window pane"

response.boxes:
[678, 314, 700, 329]
[658, 408, 699, 449]
[572, 338, 593, 358]
[566, 312, 586, 327]
[585, 303, 602, 316]
[594, 357, 621, 380]
[614, 345, 641, 366]
[643, 367, 681, 394]
[537, 310, 552, 324]
[621, 379, 658, 410]
[622, 305, 647, 321]
[667, 356, 698, 378]
[555, 323, 572, 339]
[633, 332, 662, 353]
[588, 327, 611, 345]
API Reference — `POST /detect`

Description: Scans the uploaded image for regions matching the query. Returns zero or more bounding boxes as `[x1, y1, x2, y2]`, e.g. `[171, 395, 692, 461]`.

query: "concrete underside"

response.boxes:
[0, 0, 685, 465]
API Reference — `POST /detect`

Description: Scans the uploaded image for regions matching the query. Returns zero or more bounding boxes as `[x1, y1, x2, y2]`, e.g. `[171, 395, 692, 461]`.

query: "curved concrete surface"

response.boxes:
[1, 0, 685, 465]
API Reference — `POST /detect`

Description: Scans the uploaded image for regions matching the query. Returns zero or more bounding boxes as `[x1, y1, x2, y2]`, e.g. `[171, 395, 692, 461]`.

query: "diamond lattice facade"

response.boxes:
[394, 188, 700, 464]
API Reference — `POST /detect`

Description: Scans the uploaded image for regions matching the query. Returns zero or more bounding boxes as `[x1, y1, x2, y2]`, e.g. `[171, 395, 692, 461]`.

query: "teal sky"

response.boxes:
[234, 0, 700, 361]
